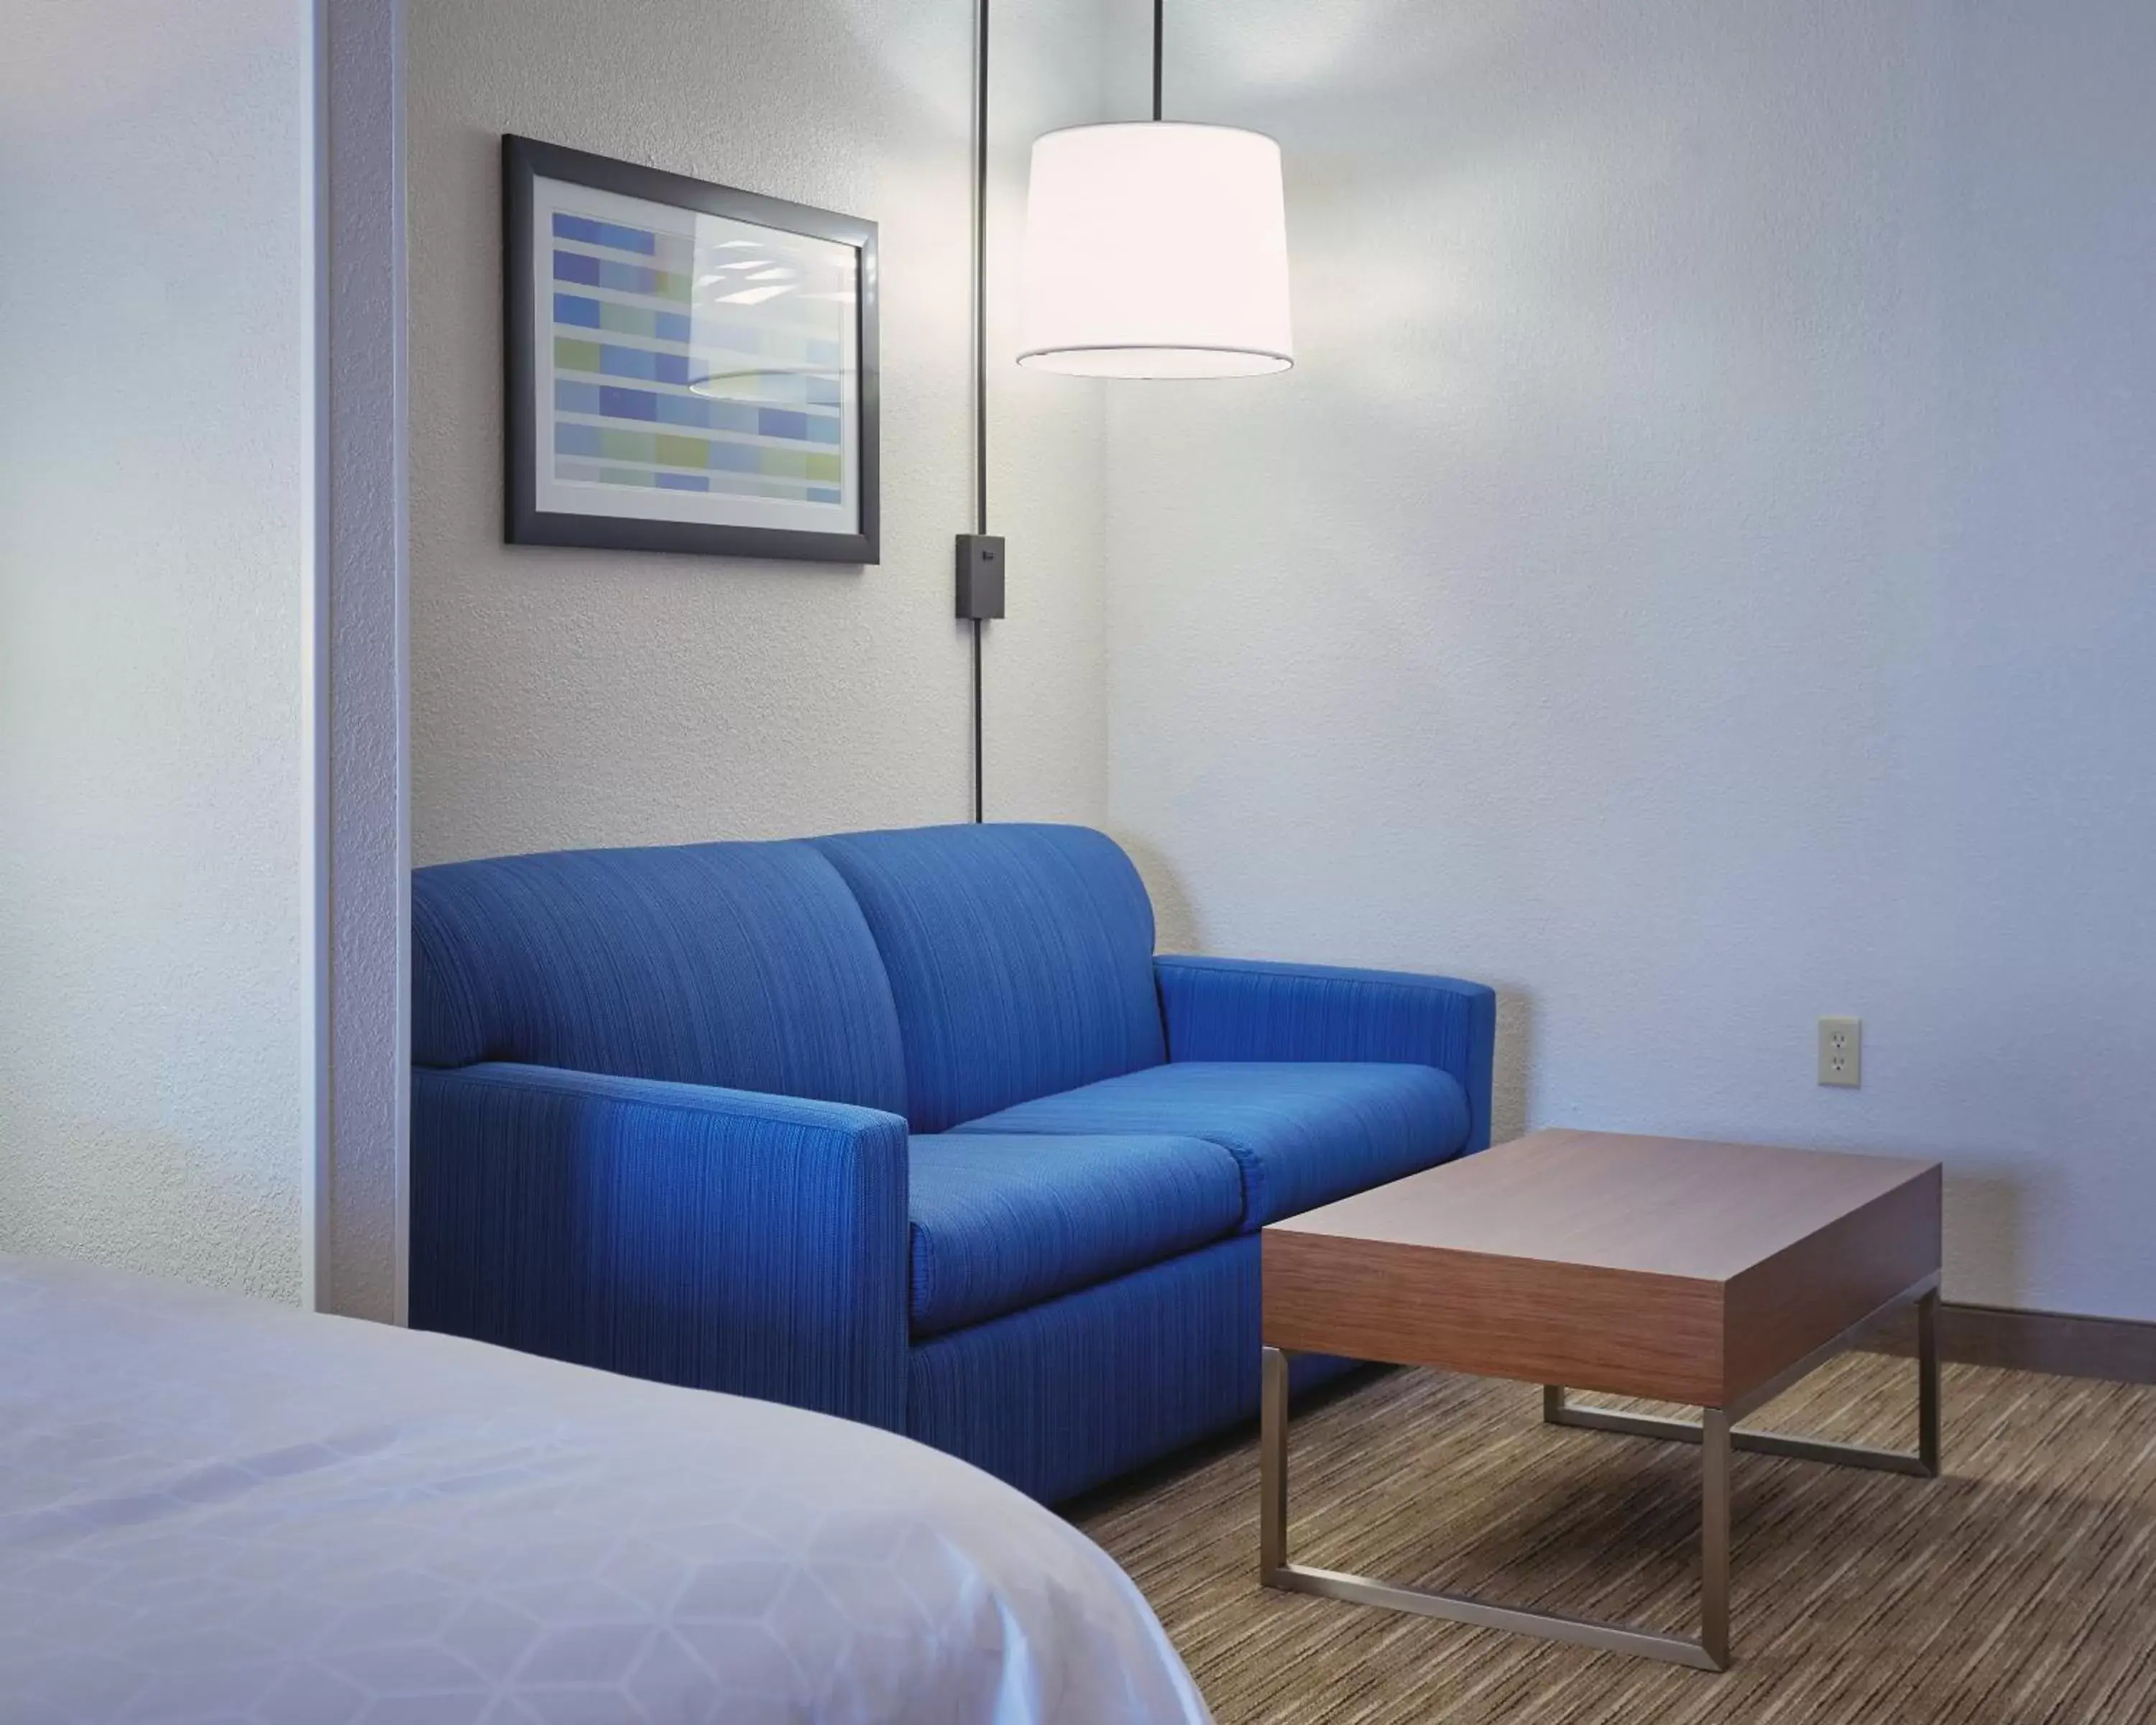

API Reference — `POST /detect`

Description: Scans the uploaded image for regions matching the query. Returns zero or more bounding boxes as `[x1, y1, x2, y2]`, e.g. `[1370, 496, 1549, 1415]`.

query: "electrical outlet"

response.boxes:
[1818, 1016, 1861, 1087]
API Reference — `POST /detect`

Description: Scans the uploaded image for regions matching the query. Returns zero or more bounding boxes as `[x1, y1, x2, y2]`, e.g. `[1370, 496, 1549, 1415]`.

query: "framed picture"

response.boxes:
[503, 135, 879, 564]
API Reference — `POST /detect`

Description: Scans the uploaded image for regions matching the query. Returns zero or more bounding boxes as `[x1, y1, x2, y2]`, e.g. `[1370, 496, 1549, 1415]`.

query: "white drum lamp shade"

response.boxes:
[1018, 121, 1292, 378]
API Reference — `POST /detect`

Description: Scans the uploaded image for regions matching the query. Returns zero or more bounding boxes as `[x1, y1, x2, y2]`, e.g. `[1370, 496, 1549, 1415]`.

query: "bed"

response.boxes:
[0, 1257, 1211, 1724]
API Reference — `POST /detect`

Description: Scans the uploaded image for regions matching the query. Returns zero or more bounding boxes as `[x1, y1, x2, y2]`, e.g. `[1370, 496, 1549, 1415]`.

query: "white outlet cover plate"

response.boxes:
[1818, 1016, 1862, 1087]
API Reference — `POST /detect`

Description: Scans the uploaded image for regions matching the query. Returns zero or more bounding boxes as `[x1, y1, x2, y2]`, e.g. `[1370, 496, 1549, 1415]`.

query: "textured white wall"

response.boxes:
[325, 0, 410, 1325]
[0, 0, 312, 1300]
[1104, 1, 2156, 1318]
[409, 0, 1107, 865]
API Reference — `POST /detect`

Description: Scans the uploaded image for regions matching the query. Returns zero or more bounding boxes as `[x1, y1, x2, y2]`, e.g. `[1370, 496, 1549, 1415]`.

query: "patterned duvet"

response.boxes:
[0, 1258, 1210, 1724]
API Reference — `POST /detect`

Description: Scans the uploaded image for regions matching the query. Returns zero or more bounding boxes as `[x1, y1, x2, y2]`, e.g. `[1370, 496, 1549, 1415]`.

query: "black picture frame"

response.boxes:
[503, 134, 880, 564]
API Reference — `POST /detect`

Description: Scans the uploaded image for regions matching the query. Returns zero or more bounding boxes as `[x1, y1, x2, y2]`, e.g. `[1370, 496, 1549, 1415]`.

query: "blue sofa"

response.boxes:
[410, 823, 1494, 1503]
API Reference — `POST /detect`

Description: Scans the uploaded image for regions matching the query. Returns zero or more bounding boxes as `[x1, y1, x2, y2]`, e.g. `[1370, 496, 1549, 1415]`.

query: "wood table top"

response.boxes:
[1263, 1128, 1943, 1405]
[1268, 1128, 1940, 1283]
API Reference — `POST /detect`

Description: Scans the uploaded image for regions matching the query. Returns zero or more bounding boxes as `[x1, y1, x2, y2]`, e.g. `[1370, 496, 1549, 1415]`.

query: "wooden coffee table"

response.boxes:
[1259, 1128, 1942, 1670]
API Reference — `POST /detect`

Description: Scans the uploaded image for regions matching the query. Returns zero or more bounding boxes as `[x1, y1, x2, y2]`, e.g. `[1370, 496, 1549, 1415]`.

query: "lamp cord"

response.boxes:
[1152, 0, 1164, 121]
[970, 0, 990, 824]
[967, 0, 1158, 826]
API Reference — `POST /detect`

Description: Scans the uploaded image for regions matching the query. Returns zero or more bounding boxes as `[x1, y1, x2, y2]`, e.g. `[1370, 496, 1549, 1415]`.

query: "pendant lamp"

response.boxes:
[1018, 1, 1292, 378]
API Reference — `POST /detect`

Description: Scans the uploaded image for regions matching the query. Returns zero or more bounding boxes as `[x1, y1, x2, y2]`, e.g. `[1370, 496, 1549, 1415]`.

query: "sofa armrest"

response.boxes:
[1155, 955, 1498, 1154]
[411, 1062, 909, 1430]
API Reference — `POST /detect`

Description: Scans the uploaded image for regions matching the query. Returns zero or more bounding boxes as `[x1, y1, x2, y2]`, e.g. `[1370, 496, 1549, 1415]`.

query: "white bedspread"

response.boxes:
[0, 1258, 1210, 1724]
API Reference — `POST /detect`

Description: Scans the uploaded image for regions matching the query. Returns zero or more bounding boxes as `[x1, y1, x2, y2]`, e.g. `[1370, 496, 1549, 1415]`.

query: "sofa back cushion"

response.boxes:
[811, 824, 1166, 1132]
[412, 841, 907, 1112]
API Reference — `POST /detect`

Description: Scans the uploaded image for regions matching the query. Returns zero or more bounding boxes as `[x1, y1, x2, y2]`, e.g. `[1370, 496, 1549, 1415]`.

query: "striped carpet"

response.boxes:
[1072, 1356, 2156, 1723]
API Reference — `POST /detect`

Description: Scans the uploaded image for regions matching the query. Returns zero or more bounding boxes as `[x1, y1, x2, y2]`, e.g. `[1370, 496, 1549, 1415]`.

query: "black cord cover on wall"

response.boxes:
[969, 0, 990, 824]
[962, 0, 1174, 820]
[954, 0, 1010, 819]
[1153, 0, 1165, 121]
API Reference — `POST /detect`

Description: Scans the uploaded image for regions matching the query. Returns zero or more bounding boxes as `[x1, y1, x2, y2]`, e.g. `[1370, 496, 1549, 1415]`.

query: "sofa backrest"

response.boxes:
[811, 824, 1166, 1133]
[411, 840, 908, 1112]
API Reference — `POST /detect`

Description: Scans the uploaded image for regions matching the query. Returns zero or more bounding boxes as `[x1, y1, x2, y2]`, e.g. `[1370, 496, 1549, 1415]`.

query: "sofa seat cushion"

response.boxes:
[953, 1062, 1473, 1229]
[908, 1133, 1244, 1339]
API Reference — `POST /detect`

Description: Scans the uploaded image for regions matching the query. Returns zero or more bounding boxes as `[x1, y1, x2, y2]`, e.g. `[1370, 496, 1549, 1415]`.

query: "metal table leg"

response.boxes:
[1260, 1345, 1735, 1671]
[1700, 1406, 1731, 1668]
[1258, 1279, 1940, 1670]
[1917, 1287, 1941, 1474]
